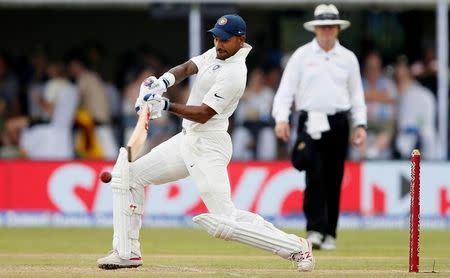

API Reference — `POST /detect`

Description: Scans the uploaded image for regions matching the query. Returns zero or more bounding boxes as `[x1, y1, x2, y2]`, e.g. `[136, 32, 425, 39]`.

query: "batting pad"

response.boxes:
[193, 213, 304, 259]
[111, 147, 144, 259]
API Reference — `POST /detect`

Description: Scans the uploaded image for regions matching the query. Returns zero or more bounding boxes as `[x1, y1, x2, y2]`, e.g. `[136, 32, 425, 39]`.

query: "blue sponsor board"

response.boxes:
[1, 211, 450, 228]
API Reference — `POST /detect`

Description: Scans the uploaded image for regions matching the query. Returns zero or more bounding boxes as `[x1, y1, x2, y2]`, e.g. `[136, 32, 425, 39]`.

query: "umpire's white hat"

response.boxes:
[303, 4, 350, 32]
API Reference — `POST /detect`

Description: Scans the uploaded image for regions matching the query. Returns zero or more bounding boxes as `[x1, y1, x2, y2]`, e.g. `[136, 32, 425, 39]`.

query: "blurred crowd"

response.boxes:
[0, 44, 443, 160]
[0, 45, 186, 160]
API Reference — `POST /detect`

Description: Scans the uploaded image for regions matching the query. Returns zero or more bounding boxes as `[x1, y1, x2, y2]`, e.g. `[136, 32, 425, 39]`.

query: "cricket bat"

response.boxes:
[126, 103, 152, 162]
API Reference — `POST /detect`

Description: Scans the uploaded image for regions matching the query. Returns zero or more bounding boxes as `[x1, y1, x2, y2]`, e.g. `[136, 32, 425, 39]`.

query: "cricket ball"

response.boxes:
[100, 171, 112, 183]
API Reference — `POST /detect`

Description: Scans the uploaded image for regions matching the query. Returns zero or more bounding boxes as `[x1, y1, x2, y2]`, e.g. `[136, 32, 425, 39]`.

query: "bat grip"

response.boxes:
[146, 103, 153, 119]
[145, 103, 152, 131]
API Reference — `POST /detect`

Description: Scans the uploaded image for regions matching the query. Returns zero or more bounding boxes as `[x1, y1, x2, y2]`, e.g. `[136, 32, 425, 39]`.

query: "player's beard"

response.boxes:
[216, 48, 229, 60]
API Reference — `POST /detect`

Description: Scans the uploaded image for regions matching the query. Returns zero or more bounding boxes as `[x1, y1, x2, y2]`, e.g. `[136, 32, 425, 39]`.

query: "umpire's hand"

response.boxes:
[351, 126, 367, 147]
[275, 122, 290, 143]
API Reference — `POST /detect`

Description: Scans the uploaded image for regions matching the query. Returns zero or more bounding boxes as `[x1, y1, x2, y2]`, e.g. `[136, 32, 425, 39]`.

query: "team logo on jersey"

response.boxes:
[212, 64, 221, 71]
[218, 17, 227, 25]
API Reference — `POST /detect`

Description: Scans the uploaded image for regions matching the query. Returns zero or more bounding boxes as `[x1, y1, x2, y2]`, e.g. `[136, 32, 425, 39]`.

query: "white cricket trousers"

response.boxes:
[125, 130, 311, 265]
[132, 130, 235, 216]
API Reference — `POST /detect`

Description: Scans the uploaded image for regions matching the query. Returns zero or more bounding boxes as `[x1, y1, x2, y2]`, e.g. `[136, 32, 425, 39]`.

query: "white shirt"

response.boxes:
[396, 81, 436, 159]
[272, 39, 367, 127]
[42, 78, 72, 120]
[184, 43, 252, 132]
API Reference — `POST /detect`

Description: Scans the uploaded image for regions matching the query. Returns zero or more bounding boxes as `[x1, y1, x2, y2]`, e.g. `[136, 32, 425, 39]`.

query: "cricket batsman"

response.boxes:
[97, 14, 315, 272]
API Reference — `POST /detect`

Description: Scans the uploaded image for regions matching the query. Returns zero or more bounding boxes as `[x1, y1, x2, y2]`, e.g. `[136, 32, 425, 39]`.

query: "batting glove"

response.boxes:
[144, 93, 170, 120]
[135, 76, 155, 114]
[142, 76, 168, 95]
[135, 75, 168, 114]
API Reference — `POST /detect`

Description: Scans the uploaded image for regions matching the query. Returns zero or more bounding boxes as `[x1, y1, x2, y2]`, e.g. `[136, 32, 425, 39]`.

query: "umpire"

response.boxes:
[272, 4, 367, 250]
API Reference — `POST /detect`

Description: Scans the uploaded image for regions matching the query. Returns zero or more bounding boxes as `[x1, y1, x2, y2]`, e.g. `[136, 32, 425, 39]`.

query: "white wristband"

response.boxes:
[160, 72, 176, 88]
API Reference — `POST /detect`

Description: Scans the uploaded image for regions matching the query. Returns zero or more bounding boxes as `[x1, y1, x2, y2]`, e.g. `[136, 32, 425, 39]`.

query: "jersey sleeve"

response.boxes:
[190, 48, 215, 72]
[202, 69, 246, 114]
[347, 52, 367, 127]
[272, 50, 303, 123]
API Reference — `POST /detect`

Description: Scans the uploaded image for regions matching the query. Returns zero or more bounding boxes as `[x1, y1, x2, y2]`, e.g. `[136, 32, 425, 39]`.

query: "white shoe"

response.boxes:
[97, 250, 143, 269]
[289, 238, 315, 272]
[321, 235, 336, 250]
[306, 231, 323, 250]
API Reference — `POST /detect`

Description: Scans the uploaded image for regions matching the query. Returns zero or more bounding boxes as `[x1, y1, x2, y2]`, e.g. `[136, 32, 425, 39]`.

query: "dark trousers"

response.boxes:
[299, 111, 349, 238]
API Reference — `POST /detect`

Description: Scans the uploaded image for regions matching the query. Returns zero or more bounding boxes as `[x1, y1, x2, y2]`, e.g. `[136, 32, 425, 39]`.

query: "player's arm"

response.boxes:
[146, 64, 240, 124]
[167, 69, 243, 124]
[143, 94, 216, 124]
[167, 60, 198, 86]
[168, 103, 216, 124]
[135, 61, 198, 114]
[144, 60, 198, 92]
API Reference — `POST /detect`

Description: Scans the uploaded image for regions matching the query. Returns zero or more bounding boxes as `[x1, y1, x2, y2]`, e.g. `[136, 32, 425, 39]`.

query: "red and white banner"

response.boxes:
[0, 160, 449, 227]
[0, 161, 360, 215]
[362, 162, 450, 216]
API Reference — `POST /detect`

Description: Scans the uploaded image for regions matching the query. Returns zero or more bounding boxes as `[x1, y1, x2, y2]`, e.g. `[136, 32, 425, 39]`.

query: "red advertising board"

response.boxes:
[0, 160, 361, 214]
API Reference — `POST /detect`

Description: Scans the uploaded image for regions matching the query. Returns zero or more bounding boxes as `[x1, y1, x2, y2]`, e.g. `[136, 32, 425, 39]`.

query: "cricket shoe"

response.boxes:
[97, 250, 143, 269]
[306, 231, 323, 250]
[289, 238, 315, 272]
[321, 235, 336, 250]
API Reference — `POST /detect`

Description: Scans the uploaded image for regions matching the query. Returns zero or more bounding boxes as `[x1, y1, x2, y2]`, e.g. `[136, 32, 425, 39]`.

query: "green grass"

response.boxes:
[0, 228, 448, 277]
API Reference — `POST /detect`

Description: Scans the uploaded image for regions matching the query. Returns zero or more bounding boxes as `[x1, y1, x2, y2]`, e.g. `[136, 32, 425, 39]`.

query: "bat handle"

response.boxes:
[127, 146, 132, 162]
[145, 103, 152, 131]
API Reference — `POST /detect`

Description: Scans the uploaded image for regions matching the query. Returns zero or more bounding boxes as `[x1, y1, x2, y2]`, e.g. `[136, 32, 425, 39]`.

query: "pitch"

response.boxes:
[0, 227, 448, 277]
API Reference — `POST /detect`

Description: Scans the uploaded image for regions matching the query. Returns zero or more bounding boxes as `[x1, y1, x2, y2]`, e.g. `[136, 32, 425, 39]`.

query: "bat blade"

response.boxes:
[126, 103, 152, 162]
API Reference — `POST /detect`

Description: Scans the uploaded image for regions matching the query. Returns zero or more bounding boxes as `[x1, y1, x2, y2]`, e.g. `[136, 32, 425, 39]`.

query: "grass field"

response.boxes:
[0, 228, 449, 277]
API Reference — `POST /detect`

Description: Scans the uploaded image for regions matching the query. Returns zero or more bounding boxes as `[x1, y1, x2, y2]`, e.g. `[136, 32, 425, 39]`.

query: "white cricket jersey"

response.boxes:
[272, 39, 367, 127]
[183, 43, 252, 132]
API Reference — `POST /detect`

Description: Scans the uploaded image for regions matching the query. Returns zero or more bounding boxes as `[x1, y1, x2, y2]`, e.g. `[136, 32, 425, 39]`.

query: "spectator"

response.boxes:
[85, 43, 122, 136]
[272, 4, 367, 250]
[353, 52, 396, 159]
[39, 61, 71, 121]
[26, 47, 48, 122]
[1, 117, 27, 158]
[0, 52, 20, 118]
[1, 59, 78, 159]
[67, 50, 118, 159]
[410, 46, 437, 96]
[0, 52, 21, 158]
[19, 61, 79, 159]
[232, 67, 277, 160]
[265, 65, 283, 92]
[394, 55, 437, 160]
[85, 42, 107, 79]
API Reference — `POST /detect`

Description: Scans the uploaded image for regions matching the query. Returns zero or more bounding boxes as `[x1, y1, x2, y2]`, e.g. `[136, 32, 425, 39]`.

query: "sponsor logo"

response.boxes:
[212, 64, 221, 71]
[214, 93, 224, 99]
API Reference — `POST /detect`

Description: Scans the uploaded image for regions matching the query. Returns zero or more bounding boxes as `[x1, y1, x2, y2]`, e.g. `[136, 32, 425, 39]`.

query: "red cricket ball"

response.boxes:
[100, 171, 112, 183]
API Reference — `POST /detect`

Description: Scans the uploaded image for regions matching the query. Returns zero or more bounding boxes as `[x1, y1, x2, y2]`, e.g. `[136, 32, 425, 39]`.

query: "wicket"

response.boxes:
[409, 149, 421, 273]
